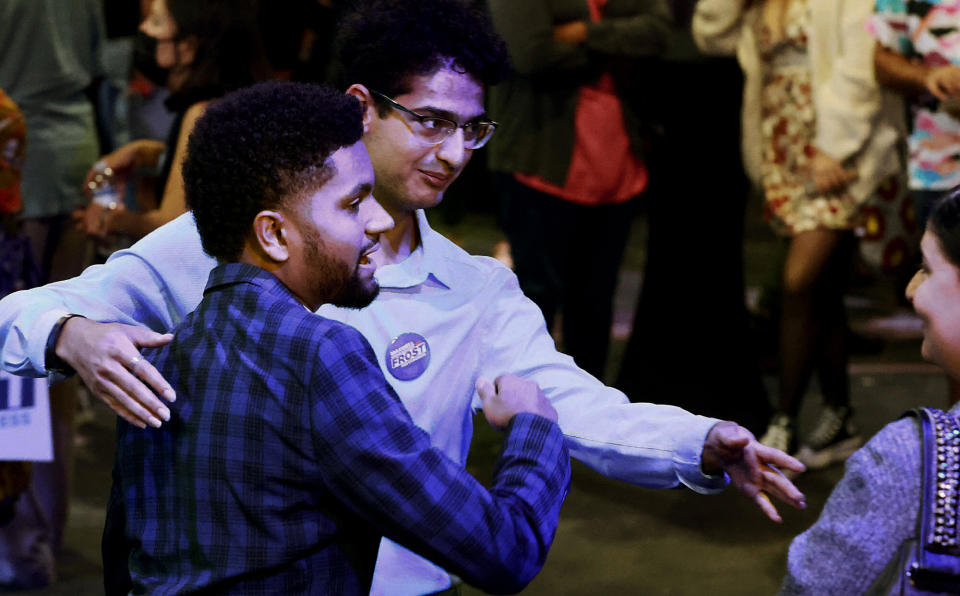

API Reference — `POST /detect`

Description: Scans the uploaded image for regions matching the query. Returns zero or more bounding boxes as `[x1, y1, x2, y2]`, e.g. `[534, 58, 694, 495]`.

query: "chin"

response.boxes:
[408, 186, 445, 210]
[333, 281, 380, 310]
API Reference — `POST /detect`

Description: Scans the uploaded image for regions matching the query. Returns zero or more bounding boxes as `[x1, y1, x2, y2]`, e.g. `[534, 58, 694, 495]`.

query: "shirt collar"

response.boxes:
[373, 209, 452, 290]
[204, 262, 303, 305]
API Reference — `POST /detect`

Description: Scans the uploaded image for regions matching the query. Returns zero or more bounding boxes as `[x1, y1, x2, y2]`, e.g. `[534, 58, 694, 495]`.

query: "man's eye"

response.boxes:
[420, 118, 447, 131]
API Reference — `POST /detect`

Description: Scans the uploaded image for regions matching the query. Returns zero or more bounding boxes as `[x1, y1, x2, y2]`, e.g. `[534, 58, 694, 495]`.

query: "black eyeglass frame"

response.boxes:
[370, 90, 499, 149]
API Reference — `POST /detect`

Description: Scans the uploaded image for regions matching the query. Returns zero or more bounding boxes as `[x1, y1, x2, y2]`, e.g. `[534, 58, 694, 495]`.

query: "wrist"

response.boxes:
[45, 314, 85, 375]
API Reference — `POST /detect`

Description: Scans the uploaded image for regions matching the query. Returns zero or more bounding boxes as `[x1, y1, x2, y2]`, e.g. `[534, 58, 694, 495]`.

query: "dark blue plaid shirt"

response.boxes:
[109, 263, 570, 595]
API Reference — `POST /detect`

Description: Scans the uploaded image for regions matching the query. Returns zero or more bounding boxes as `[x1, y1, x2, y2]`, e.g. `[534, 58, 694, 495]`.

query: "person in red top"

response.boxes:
[488, 0, 666, 379]
[0, 88, 25, 219]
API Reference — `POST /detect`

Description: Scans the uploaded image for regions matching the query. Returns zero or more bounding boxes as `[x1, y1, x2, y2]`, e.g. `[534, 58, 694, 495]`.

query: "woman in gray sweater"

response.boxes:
[780, 188, 960, 594]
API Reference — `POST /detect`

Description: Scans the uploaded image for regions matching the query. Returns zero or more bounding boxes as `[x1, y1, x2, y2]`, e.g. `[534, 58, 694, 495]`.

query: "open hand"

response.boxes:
[702, 421, 806, 523]
[55, 317, 175, 428]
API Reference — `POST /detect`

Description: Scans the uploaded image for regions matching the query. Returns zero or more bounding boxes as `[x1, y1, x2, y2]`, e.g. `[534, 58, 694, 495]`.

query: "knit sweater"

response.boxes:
[779, 403, 960, 594]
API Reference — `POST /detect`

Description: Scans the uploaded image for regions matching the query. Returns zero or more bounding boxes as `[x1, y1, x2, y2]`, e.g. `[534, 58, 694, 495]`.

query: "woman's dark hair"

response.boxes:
[183, 81, 363, 262]
[333, 0, 509, 106]
[166, 0, 271, 108]
[930, 188, 960, 269]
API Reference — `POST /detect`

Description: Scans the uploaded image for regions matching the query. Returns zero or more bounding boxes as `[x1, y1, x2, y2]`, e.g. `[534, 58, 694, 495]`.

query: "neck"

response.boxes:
[238, 247, 316, 311]
[373, 201, 421, 267]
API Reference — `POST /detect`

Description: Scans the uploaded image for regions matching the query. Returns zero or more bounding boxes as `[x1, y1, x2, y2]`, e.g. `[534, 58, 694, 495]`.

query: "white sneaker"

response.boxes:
[760, 413, 796, 454]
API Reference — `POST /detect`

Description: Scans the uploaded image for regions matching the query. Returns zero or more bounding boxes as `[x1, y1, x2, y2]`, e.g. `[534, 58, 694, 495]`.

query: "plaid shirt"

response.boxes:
[109, 263, 570, 595]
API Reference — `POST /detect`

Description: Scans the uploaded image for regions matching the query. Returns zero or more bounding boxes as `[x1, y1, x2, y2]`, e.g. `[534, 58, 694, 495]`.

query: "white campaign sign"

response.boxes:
[0, 370, 53, 461]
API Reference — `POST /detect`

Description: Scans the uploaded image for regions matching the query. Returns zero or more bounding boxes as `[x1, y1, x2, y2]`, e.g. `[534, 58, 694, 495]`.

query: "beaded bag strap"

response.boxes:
[917, 408, 960, 554]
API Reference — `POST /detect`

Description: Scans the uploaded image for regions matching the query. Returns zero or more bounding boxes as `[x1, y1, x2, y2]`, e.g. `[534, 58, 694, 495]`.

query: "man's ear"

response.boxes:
[346, 84, 376, 133]
[251, 210, 291, 263]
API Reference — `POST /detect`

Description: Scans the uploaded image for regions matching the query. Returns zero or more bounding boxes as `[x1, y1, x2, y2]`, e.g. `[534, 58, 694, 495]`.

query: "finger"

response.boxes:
[493, 374, 508, 395]
[123, 326, 174, 349]
[755, 492, 782, 523]
[761, 467, 807, 508]
[475, 377, 495, 402]
[739, 440, 765, 485]
[931, 80, 949, 101]
[103, 393, 148, 429]
[102, 365, 168, 426]
[756, 443, 805, 473]
[96, 375, 160, 428]
[129, 355, 177, 403]
[717, 425, 751, 450]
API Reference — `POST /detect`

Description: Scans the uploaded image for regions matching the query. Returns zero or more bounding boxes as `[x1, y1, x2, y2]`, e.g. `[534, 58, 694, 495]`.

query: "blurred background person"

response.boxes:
[615, 0, 772, 432]
[0, 87, 36, 591]
[75, 0, 270, 246]
[871, 0, 960, 231]
[693, 0, 906, 466]
[870, 0, 960, 407]
[779, 188, 960, 594]
[487, 0, 668, 380]
[0, 88, 26, 239]
[0, 0, 105, 588]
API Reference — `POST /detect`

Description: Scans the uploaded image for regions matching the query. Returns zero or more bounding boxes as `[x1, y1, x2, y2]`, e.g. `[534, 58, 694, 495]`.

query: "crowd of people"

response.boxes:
[0, 0, 959, 593]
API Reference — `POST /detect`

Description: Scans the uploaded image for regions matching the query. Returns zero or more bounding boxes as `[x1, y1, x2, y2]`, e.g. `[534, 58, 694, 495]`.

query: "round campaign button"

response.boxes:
[385, 333, 430, 381]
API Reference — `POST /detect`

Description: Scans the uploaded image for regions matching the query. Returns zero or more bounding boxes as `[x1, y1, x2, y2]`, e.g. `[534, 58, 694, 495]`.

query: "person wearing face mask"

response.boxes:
[779, 188, 960, 594]
[75, 0, 270, 245]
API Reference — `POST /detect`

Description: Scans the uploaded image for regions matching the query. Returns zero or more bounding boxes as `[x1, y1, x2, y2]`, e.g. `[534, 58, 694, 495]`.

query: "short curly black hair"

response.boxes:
[183, 81, 363, 262]
[333, 0, 510, 109]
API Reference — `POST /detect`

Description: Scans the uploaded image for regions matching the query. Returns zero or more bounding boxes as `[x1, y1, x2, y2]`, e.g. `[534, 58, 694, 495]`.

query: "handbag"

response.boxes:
[870, 408, 960, 595]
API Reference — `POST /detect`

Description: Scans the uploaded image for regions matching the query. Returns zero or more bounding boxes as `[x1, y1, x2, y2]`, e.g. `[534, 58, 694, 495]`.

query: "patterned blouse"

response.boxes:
[870, 0, 960, 191]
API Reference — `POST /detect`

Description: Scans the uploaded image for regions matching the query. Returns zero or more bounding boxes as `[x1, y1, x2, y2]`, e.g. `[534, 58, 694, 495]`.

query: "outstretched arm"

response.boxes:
[478, 264, 805, 520]
[701, 422, 806, 523]
[0, 213, 213, 427]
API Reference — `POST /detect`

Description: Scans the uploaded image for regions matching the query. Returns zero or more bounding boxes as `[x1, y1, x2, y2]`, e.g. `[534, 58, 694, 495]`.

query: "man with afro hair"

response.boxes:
[1, 1, 805, 594]
[108, 80, 570, 595]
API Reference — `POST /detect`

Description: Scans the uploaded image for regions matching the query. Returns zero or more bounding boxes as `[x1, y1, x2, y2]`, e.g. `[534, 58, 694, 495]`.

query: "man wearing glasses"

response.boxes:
[0, 1, 805, 594]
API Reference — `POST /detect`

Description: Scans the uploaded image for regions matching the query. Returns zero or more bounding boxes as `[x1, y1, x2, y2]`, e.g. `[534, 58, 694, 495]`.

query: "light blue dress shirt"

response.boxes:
[0, 210, 725, 595]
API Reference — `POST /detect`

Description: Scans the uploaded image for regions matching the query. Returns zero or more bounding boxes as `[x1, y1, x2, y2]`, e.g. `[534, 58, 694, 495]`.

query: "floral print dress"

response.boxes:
[757, 0, 862, 235]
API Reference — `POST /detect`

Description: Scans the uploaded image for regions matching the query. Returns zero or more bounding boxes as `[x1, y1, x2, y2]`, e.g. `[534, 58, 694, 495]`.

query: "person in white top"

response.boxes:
[0, 1, 806, 594]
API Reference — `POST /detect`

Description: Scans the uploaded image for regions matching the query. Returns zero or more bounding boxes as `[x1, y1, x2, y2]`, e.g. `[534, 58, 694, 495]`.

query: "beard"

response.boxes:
[302, 227, 379, 310]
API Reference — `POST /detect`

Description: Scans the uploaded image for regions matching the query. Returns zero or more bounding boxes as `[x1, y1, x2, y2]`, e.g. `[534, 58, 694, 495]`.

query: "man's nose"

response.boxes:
[435, 127, 469, 168]
[905, 269, 925, 302]
[363, 196, 394, 235]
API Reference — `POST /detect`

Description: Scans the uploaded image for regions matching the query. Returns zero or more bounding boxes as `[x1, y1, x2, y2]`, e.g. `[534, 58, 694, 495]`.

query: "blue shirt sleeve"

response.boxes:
[308, 324, 571, 594]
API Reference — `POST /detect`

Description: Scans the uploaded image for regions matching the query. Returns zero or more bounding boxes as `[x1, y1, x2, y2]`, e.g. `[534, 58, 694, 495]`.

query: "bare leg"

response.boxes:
[778, 228, 853, 417]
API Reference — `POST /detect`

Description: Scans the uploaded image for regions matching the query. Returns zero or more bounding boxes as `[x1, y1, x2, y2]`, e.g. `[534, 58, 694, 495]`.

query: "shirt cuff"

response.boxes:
[34, 307, 71, 375]
[673, 416, 730, 494]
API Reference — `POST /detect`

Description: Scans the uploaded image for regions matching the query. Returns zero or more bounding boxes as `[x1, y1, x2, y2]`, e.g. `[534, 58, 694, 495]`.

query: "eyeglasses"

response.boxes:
[371, 90, 498, 149]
